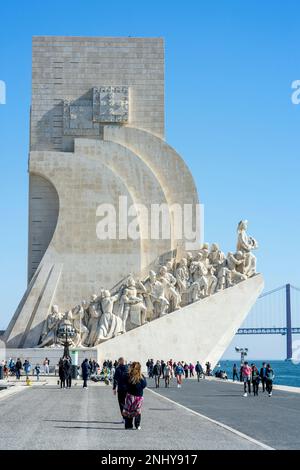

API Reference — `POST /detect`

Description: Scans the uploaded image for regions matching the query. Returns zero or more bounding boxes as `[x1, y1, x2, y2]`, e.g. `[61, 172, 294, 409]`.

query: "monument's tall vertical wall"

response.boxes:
[29, 37, 165, 282]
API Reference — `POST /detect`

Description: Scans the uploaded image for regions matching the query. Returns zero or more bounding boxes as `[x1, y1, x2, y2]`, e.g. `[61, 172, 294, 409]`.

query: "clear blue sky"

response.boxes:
[0, 1, 299, 358]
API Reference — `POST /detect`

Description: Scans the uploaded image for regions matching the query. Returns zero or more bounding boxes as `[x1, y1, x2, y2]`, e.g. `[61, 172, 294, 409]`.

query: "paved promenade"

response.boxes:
[150, 378, 300, 450]
[0, 379, 266, 450]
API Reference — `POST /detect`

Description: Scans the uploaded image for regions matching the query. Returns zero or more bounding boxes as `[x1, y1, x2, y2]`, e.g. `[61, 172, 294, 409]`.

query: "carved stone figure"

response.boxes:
[39, 305, 64, 347]
[117, 288, 131, 333]
[83, 295, 102, 346]
[206, 265, 218, 295]
[71, 304, 89, 347]
[236, 220, 258, 277]
[143, 270, 169, 319]
[175, 258, 190, 294]
[226, 252, 248, 284]
[216, 266, 232, 291]
[124, 277, 147, 327]
[94, 290, 123, 344]
[158, 266, 181, 311]
[209, 243, 226, 273]
[199, 243, 210, 267]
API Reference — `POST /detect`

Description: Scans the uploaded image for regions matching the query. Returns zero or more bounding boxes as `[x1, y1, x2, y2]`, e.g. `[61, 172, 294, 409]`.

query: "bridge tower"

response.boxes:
[286, 284, 292, 361]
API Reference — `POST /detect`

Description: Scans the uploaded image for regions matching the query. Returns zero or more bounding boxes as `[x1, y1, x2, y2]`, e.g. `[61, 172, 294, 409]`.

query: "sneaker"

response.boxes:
[136, 426, 141, 430]
[243, 393, 247, 397]
[268, 392, 272, 397]
[177, 384, 180, 388]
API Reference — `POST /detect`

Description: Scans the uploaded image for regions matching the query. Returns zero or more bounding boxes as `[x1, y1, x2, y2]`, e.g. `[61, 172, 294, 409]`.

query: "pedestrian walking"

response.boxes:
[64, 358, 72, 388]
[15, 358, 22, 380]
[189, 363, 195, 377]
[148, 359, 154, 378]
[23, 359, 31, 378]
[184, 363, 189, 379]
[113, 357, 129, 421]
[122, 362, 147, 430]
[232, 363, 239, 382]
[58, 358, 66, 388]
[251, 364, 260, 396]
[34, 364, 41, 381]
[205, 361, 212, 376]
[266, 364, 275, 397]
[169, 359, 174, 378]
[164, 362, 171, 388]
[260, 362, 267, 393]
[146, 359, 151, 377]
[153, 360, 162, 388]
[161, 360, 166, 378]
[81, 358, 89, 389]
[195, 361, 204, 381]
[43, 357, 50, 375]
[241, 362, 252, 397]
[175, 362, 184, 388]
[3, 361, 9, 380]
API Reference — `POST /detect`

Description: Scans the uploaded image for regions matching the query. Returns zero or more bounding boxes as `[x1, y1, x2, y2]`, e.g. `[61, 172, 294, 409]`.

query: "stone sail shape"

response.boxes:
[4, 37, 200, 347]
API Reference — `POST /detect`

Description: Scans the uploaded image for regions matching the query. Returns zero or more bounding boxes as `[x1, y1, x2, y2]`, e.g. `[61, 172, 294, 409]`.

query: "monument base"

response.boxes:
[95, 274, 264, 368]
[1, 347, 97, 368]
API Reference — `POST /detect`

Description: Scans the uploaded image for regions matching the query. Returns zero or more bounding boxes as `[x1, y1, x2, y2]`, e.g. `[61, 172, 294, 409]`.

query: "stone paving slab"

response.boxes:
[150, 378, 300, 450]
[0, 383, 264, 450]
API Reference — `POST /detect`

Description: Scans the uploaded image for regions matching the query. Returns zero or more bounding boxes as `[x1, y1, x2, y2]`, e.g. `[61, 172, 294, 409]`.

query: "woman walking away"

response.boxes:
[184, 363, 189, 379]
[251, 364, 260, 396]
[58, 359, 66, 388]
[241, 362, 252, 397]
[164, 362, 171, 388]
[153, 360, 161, 388]
[175, 362, 184, 388]
[81, 358, 90, 390]
[266, 364, 275, 397]
[123, 362, 147, 430]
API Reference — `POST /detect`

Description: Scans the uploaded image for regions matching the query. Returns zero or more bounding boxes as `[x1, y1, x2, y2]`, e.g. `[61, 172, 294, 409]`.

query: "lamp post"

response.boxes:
[235, 347, 248, 365]
[57, 319, 76, 358]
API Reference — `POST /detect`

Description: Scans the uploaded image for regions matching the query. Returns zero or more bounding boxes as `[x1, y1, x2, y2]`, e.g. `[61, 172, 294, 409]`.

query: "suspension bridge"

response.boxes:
[236, 284, 300, 360]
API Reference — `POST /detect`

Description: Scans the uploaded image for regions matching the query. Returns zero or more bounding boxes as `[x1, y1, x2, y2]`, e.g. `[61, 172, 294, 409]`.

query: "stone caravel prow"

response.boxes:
[96, 274, 264, 368]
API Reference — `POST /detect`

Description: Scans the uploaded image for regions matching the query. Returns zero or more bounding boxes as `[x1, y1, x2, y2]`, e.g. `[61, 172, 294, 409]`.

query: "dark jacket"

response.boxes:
[260, 367, 267, 379]
[126, 376, 147, 397]
[113, 364, 129, 392]
[59, 364, 65, 380]
[63, 360, 72, 378]
[81, 360, 90, 379]
[153, 364, 161, 376]
[252, 368, 260, 383]
[15, 360, 22, 370]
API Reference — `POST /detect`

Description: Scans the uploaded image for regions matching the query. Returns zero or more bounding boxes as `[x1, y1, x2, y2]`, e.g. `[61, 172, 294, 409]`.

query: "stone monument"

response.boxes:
[3, 37, 264, 367]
